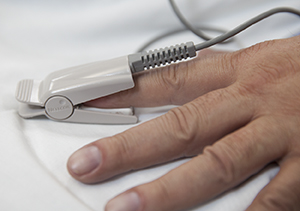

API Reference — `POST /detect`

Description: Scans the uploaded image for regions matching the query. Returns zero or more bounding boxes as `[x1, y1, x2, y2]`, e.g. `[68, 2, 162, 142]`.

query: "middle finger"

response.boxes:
[67, 86, 253, 184]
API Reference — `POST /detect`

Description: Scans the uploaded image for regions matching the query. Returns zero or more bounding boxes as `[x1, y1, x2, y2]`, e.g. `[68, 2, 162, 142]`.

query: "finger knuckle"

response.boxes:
[170, 88, 236, 156]
[236, 41, 277, 81]
[202, 143, 236, 185]
[234, 40, 300, 96]
[164, 105, 198, 149]
[256, 191, 297, 211]
[159, 63, 188, 104]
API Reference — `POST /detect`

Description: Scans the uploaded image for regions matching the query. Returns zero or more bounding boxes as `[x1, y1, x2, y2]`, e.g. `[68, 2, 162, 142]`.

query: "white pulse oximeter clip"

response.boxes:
[15, 56, 139, 124]
[15, 42, 197, 124]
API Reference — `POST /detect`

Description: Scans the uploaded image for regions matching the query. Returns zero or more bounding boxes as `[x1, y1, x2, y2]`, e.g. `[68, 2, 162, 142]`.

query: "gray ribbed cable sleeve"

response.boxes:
[129, 42, 196, 73]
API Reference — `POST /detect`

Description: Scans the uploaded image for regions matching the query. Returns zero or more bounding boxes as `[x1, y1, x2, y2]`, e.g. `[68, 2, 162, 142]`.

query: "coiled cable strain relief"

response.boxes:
[129, 41, 196, 73]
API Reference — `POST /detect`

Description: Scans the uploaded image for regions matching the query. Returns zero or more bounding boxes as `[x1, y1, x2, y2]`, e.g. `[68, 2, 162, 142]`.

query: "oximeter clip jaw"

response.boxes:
[15, 56, 138, 124]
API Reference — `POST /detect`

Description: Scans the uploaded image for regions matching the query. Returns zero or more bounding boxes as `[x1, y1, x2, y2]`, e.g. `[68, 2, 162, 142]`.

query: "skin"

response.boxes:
[67, 35, 300, 211]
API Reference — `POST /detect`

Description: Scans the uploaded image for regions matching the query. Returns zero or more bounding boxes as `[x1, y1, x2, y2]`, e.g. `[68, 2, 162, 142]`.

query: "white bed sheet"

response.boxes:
[1, 0, 300, 210]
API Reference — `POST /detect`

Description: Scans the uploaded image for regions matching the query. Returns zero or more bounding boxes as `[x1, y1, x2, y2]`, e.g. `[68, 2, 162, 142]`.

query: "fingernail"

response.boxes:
[69, 145, 102, 176]
[106, 192, 141, 211]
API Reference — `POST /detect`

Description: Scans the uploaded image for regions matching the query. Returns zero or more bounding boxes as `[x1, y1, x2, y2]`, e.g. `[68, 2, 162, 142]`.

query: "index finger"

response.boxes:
[86, 49, 235, 108]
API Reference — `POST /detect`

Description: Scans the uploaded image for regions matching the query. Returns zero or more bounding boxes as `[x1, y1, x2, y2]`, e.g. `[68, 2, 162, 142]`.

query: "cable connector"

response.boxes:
[129, 42, 196, 73]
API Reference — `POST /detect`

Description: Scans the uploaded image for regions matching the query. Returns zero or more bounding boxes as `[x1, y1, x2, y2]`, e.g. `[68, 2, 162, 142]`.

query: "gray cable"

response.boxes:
[137, 0, 231, 52]
[169, 0, 213, 41]
[137, 26, 229, 52]
[131, 6, 300, 73]
[195, 7, 300, 51]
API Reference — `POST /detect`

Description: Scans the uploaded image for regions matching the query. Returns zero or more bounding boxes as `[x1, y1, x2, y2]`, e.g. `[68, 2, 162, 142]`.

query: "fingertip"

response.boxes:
[67, 145, 103, 181]
[105, 191, 141, 211]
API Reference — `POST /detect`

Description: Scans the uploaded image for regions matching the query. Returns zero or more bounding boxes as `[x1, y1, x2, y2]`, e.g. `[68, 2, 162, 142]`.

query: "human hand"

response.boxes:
[67, 36, 300, 211]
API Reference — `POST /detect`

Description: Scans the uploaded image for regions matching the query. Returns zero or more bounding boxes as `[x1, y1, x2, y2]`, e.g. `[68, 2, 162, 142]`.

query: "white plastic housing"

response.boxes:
[16, 56, 138, 124]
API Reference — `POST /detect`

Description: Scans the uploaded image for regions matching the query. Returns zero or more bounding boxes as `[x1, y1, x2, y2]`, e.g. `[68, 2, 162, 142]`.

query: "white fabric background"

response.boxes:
[1, 0, 300, 210]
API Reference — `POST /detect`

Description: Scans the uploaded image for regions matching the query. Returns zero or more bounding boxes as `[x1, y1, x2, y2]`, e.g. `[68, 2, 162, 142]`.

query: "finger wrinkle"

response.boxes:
[248, 157, 300, 211]
[255, 193, 296, 211]
[202, 145, 236, 186]
[108, 132, 139, 171]
[254, 173, 300, 211]
[163, 106, 198, 155]
[159, 63, 188, 101]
